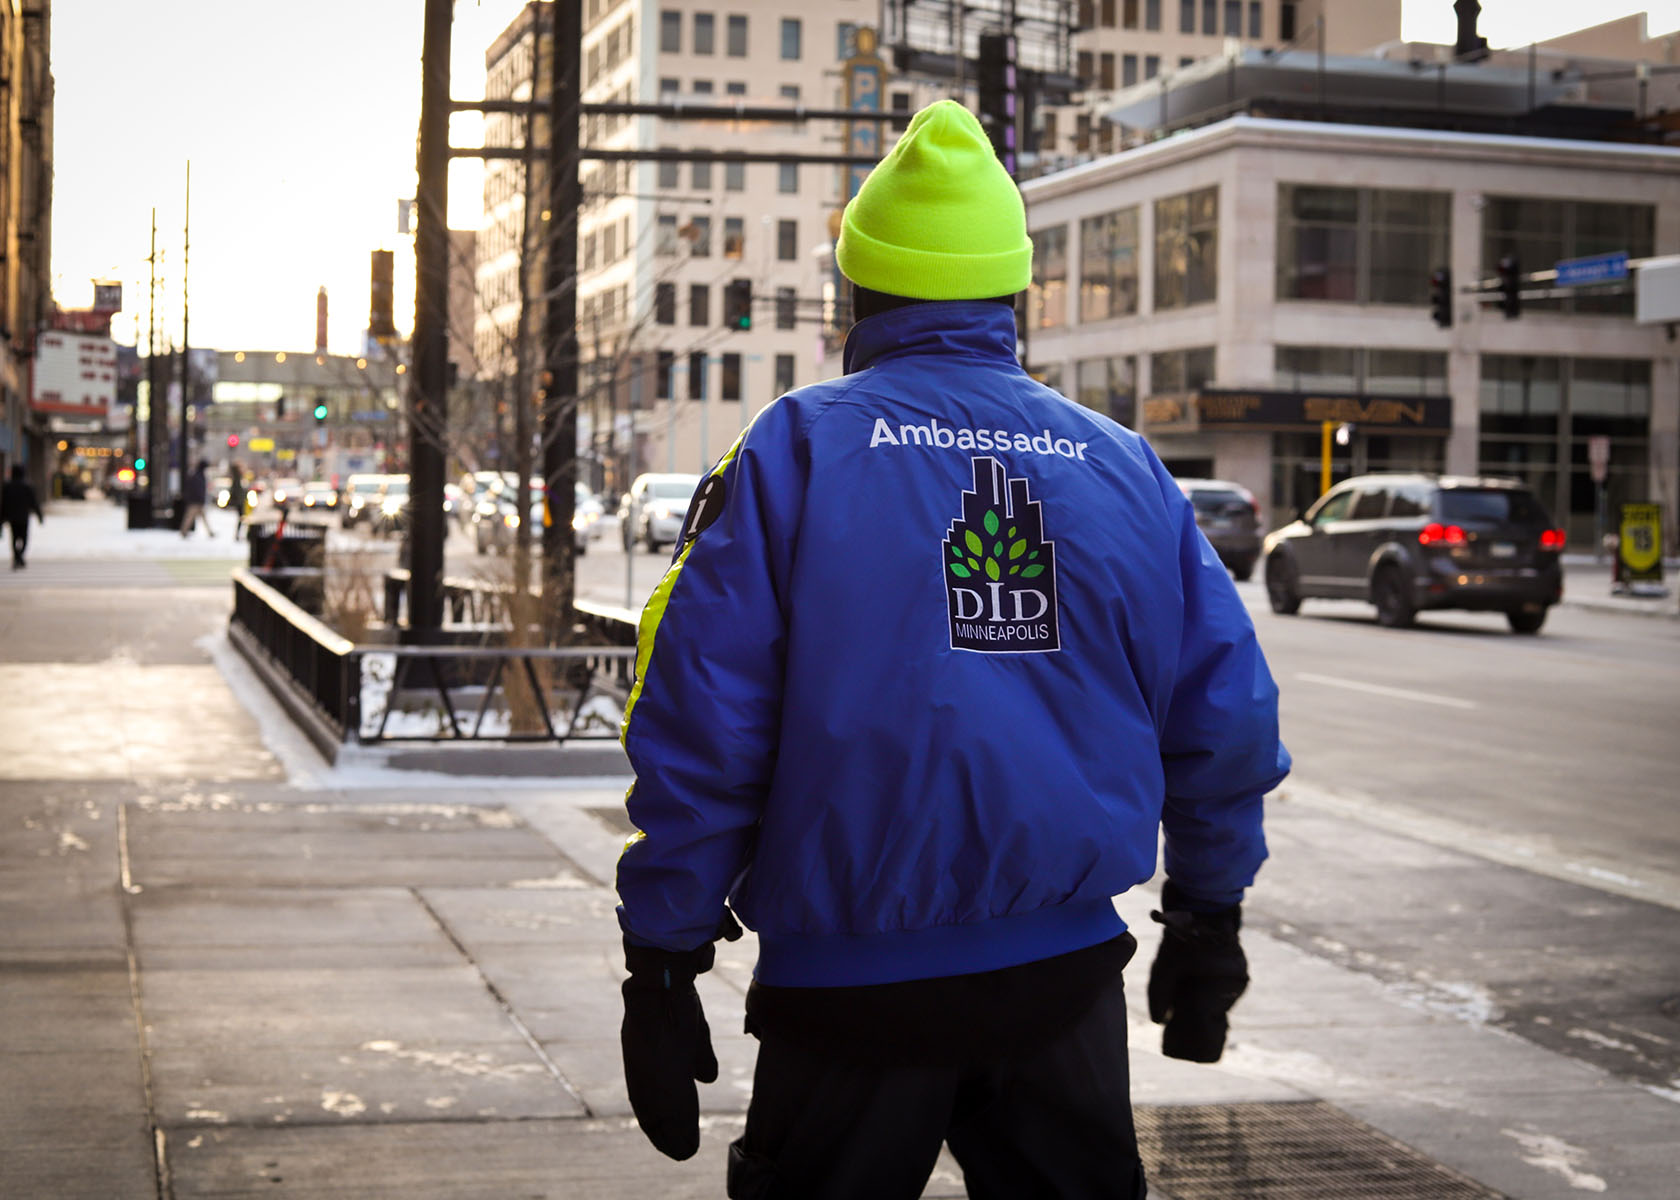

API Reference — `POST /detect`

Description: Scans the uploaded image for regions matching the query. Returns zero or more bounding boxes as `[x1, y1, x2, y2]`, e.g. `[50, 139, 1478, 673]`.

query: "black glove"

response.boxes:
[620, 914, 742, 1160]
[1147, 882, 1248, 1063]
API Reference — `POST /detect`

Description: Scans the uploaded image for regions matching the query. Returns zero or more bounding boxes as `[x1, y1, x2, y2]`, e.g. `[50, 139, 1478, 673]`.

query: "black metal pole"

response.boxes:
[409, 0, 452, 639]
[177, 161, 191, 522]
[146, 208, 162, 514]
[541, 0, 580, 640]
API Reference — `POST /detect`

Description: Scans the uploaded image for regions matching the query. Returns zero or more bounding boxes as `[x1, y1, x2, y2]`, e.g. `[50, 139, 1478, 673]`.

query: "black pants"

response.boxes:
[8, 520, 25, 565]
[728, 969, 1146, 1200]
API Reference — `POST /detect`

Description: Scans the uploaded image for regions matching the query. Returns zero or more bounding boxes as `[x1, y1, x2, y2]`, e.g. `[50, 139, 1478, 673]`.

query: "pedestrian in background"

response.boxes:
[614, 99, 1289, 1199]
[1, 464, 44, 568]
[180, 460, 212, 538]
[228, 462, 248, 540]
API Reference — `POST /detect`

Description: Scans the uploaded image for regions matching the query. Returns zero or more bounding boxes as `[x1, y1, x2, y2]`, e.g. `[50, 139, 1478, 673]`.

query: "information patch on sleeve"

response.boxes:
[681, 474, 727, 544]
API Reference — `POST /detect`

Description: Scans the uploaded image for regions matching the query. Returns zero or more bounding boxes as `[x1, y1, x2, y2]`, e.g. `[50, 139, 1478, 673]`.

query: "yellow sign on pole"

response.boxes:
[249, 437, 275, 452]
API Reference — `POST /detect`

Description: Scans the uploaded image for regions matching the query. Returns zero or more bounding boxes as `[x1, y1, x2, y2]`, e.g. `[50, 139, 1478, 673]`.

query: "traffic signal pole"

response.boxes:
[408, 0, 452, 639]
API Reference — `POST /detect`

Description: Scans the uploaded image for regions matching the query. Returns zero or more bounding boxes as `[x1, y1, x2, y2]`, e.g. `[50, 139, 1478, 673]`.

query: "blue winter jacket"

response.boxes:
[616, 301, 1289, 988]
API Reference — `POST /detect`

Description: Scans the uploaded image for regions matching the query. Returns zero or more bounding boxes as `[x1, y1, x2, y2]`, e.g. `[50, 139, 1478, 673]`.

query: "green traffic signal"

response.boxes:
[313, 403, 329, 421]
[134, 457, 147, 471]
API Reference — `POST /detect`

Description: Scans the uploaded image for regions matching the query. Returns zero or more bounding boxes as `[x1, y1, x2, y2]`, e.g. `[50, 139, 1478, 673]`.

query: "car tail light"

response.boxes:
[1539, 528, 1567, 551]
[1418, 523, 1467, 546]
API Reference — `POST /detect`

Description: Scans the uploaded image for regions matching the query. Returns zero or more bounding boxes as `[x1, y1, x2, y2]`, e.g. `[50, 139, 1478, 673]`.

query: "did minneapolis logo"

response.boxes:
[943, 457, 1060, 654]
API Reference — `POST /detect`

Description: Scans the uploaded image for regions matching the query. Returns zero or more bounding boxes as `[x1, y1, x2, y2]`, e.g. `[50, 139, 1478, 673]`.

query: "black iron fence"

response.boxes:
[230, 566, 639, 746]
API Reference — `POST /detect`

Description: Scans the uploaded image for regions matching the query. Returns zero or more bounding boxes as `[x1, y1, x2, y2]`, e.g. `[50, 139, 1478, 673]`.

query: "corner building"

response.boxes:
[1019, 78, 1679, 547]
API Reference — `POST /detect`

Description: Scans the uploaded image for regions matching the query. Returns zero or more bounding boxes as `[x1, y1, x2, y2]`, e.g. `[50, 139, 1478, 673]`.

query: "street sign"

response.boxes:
[1555, 251, 1629, 288]
[1616, 503, 1664, 586]
[1588, 435, 1611, 483]
[249, 437, 275, 452]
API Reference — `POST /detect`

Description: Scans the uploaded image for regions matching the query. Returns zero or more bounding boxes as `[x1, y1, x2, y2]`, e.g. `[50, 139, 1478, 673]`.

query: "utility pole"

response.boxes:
[409, 0, 453, 639]
[177, 161, 191, 520]
[146, 208, 162, 516]
[540, 0, 581, 637]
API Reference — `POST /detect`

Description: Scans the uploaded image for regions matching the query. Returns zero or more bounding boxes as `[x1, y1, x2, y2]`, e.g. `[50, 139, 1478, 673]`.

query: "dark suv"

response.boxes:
[1262, 474, 1566, 633]
[1177, 478, 1263, 580]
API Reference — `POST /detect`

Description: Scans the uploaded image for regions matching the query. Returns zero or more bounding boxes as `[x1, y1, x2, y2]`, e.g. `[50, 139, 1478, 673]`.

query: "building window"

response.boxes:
[837, 21, 859, 59]
[724, 161, 745, 190]
[1078, 50, 1094, 85]
[1146, 0, 1162, 30]
[660, 76, 679, 96]
[726, 80, 746, 95]
[657, 214, 679, 255]
[689, 351, 706, 400]
[776, 286, 797, 330]
[1276, 184, 1449, 306]
[1122, 54, 1137, 87]
[1280, 0, 1297, 40]
[582, 231, 598, 271]
[1144, 55, 1160, 79]
[727, 14, 747, 56]
[1122, 0, 1138, 29]
[1224, 0, 1240, 35]
[1480, 355, 1651, 543]
[1030, 363, 1068, 397]
[1028, 225, 1069, 329]
[655, 282, 676, 325]
[721, 352, 742, 401]
[657, 350, 674, 399]
[1247, 0, 1261, 38]
[602, 224, 617, 262]
[1179, 0, 1195, 33]
[658, 151, 679, 190]
[1274, 345, 1447, 396]
[1149, 347, 1215, 394]
[780, 83, 799, 102]
[1077, 356, 1137, 426]
[1202, 0, 1216, 34]
[1154, 186, 1218, 310]
[724, 217, 744, 258]
[690, 283, 710, 326]
[777, 218, 797, 261]
[1079, 1, 1095, 29]
[1039, 110, 1058, 153]
[1079, 206, 1140, 322]
[1180, 55, 1195, 68]
[1482, 197, 1654, 316]
[779, 162, 798, 194]
[775, 353, 795, 396]
[689, 215, 712, 257]
[1095, 53, 1112, 89]
[660, 9, 681, 52]
[691, 154, 712, 190]
[693, 78, 713, 94]
[891, 89, 913, 131]
[694, 12, 714, 54]
[780, 17, 801, 60]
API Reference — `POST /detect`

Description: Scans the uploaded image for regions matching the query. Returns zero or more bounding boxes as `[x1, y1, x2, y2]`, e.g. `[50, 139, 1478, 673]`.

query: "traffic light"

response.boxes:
[1429, 267, 1452, 328]
[134, 456, 147, 471]
[227, 434, 240, 448]
[723, 279, 752, 331]
[313, 400, 329, 423]
[1498, 255, 1521, 319]
[977, 31, 1019, 177]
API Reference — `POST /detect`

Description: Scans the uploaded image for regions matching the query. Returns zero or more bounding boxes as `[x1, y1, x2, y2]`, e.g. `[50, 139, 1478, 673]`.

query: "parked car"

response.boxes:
[573, 481, 605, 553]
[300, 481, 340, 512]
[471, 477, 542, 556]
[269, 477, 304, 507]
[1177, 478, 1261, 580]
[618, 473, 702, 552]
[371, 475, 411, 536]
[1262, 473, 1565, 633]
[341, 474, 390, 528]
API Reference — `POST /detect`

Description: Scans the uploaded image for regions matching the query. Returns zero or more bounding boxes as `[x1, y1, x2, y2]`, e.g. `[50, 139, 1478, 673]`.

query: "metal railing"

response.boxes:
[231, 566, 639, 746]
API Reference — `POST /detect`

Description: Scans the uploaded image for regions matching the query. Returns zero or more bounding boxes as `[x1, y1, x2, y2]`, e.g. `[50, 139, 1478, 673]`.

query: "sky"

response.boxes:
[50, 1, 1680, 354]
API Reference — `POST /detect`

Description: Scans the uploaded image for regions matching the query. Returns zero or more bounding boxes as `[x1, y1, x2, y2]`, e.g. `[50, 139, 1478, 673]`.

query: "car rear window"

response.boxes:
[650, 480, 696, 499]
[1438, 489, 1546, 526]
[1188, 488, 1249, 513]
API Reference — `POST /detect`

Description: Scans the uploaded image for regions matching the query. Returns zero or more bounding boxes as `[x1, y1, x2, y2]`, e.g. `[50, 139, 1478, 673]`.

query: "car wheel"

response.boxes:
[1265, 555, 1301, 615]
[642, 522, 658, 553]
[1230, 555, 1257, 583]
[1507, 606, 1548, 635]
[1372, 566, 1416, 629]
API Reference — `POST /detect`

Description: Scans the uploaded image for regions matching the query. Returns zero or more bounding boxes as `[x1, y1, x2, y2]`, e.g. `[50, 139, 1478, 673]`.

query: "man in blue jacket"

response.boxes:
[615, 99, 1289, 1199]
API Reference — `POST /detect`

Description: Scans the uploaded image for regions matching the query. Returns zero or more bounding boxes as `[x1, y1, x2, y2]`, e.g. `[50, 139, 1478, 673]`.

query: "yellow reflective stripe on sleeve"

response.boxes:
[618, 430, 749, 749]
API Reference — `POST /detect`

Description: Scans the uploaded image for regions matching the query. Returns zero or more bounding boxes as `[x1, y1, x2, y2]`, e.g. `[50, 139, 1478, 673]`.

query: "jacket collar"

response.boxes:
[842, 301, 1022, 375]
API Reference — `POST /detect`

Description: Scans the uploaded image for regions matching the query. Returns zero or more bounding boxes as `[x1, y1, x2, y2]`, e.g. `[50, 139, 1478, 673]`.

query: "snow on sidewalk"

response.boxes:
[30, 497, 249, 562]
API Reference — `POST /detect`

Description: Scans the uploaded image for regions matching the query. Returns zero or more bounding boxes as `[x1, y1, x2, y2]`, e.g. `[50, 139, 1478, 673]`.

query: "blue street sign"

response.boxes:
[1555, 251, 1629, 287]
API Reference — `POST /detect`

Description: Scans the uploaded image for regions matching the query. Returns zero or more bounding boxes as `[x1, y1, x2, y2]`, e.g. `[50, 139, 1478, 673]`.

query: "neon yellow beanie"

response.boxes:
[836, 99, 1032, 300]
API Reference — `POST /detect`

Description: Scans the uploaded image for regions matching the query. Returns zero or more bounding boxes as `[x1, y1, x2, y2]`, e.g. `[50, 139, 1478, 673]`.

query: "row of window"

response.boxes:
[659, 77, 800, 104]
[585, 10, 636, 87]
[654, 213, 800, 262]
[1078, 0, 1274, 38]
[654, 281, 801, 330]
[653, 349, 797, 401]
[1029, 186, 1656, 328]
[659, 11, 803, 60]
[580, 283, 633, 332]
[1077, 50, 1163, 91]
[656, 147, 800, 194]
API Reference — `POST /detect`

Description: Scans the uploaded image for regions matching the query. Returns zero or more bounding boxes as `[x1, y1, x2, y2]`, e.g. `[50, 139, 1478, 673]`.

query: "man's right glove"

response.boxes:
[620, 913, 741, 1161]
[1146, 882, 1249, 1063]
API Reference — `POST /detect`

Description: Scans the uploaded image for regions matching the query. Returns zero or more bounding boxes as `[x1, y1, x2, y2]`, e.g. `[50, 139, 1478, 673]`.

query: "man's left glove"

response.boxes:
[620, 914, 741, 1161]
[1146, 882, 1249, 1063]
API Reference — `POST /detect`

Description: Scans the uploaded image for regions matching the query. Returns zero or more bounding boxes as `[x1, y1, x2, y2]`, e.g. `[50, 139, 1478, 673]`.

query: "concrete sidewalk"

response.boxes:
[3, 513, 1678, 1198]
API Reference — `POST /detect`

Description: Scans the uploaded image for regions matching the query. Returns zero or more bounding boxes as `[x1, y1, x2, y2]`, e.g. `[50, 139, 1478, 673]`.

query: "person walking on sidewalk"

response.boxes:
[228, 462, 248, 540]
[614, 99, 1290, 1200]
[180, 460, 213, 538]
[2, 464, 44, 568]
